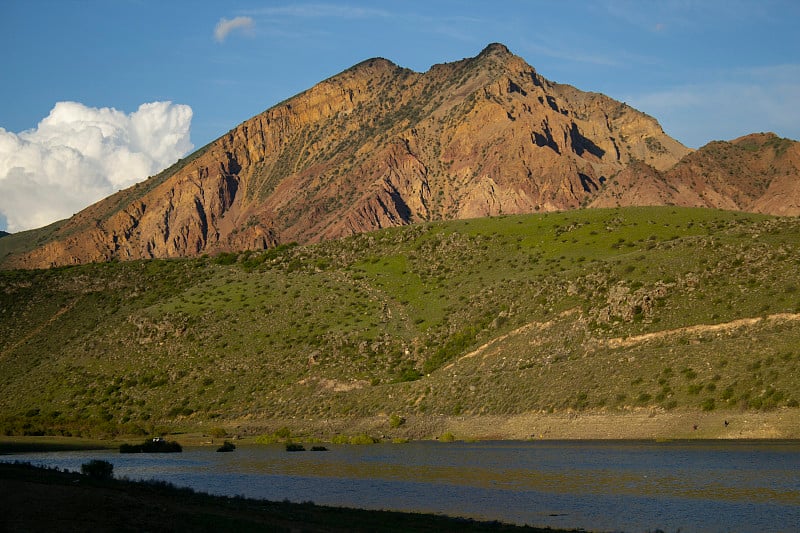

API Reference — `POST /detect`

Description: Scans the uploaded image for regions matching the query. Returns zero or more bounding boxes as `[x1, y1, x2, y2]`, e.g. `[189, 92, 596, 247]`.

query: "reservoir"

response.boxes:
[5, 440, 799, 532]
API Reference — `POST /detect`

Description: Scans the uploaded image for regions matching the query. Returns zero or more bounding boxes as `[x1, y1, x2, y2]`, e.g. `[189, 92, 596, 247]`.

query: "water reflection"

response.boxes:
[4, 440, 799, 532]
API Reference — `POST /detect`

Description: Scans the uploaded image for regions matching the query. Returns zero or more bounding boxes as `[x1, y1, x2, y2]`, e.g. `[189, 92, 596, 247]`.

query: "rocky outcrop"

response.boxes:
[0, 43, 742, 269]
[590, 133, 800, 213]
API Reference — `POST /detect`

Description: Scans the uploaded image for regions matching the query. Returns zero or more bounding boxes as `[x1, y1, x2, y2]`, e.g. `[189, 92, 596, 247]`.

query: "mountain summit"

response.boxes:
[3, 43, 781, 269]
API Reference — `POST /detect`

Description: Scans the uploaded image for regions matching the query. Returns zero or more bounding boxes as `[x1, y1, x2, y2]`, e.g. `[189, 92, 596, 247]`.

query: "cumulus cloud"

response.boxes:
[0, 101, 193, 232]
[214, 16, 255, 42]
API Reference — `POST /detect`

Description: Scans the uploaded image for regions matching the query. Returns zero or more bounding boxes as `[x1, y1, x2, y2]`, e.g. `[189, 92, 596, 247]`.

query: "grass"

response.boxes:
[0, 436, 115, 454]
[1, 207, 799, 438]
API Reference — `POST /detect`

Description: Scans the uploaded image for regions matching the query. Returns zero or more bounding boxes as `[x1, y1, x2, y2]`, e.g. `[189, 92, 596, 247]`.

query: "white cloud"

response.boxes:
[241, 4, 392, 19]
[0, 101, 193, 232]
[214, 16, 255, 43]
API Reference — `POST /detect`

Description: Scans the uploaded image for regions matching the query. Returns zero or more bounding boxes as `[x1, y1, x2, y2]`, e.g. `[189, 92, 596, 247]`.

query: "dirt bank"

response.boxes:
[3, 409, 798, 451]
[443, 410, 800, 440]
[211, 408, 800, 443]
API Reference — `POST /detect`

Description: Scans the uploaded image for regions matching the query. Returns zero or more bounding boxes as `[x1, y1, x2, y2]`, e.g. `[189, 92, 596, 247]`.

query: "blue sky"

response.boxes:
[1, 0, 799, 232]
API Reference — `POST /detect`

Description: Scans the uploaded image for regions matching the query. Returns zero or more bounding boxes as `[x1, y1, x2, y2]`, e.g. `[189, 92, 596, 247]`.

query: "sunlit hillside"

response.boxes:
[2, 207, 800, 439]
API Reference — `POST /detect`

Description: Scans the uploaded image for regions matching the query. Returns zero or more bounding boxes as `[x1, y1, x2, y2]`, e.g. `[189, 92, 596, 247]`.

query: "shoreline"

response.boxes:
[3, 409, 799, 453]
[0, 436, 118, 455]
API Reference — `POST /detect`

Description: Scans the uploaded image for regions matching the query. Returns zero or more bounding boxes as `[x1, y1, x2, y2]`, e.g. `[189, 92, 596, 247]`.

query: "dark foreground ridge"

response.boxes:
[0, 462, 578, 532]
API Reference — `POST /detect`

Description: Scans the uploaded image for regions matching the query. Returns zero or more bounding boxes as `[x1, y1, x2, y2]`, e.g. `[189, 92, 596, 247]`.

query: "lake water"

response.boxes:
[4, 440, 800, 532]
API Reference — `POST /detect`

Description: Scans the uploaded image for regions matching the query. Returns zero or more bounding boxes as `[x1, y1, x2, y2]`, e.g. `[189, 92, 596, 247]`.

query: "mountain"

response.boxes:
[5, 44, 799, 271]
[1, 43, 691, 269]
[590, 133, 800, 213]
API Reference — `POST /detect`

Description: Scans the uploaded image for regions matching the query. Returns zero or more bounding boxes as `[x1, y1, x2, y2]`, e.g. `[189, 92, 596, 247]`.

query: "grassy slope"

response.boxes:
[1, 206, 799, 438]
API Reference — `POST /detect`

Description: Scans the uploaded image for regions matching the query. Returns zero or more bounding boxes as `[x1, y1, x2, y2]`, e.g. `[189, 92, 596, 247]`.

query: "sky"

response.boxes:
[1, 0, 799, 233]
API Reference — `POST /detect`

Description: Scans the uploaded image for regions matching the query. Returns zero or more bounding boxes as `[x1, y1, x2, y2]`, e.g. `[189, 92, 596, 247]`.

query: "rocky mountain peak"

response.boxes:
[731, 132, 780, 146]
[478, 42, 512, 57]
[341, 56, 399, 77]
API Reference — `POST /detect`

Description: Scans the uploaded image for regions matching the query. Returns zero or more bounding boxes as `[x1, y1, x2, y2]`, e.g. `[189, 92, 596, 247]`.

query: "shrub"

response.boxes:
[721, 386, 735, 401]
[120, 438, 182, 453]
[209, 427, 228, 438]
[216, 440, 236, 452]
[330, 434, 379, 445]
[571, 392, 589, 410]
[395, 368, 422, 383]
[81, 459, 114, 480]
[701, 398, 716, 411]
[349, 434, 379, 445]
[214, 252, 238, 265]
[439, 432, 456, 442]
[423, 325, 481, 374]
[389, 414, 405, 428]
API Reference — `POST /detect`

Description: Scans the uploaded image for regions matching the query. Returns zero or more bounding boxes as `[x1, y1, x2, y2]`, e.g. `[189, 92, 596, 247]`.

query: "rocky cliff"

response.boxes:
[0, 43, 751, 269]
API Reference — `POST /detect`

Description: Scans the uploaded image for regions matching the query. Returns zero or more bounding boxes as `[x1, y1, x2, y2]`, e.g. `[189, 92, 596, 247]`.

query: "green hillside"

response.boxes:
[2, 207, 800, 439]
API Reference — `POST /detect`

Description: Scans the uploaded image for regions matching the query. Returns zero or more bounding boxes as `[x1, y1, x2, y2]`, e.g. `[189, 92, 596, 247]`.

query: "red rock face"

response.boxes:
[10, 44, 798, 269]
[590, 133, 800, 213]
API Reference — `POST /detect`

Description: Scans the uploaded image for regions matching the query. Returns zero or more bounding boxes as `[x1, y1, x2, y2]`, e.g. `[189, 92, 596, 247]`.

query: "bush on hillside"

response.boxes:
[389, 414, 405, 428]
[209, 427, 228, 438]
